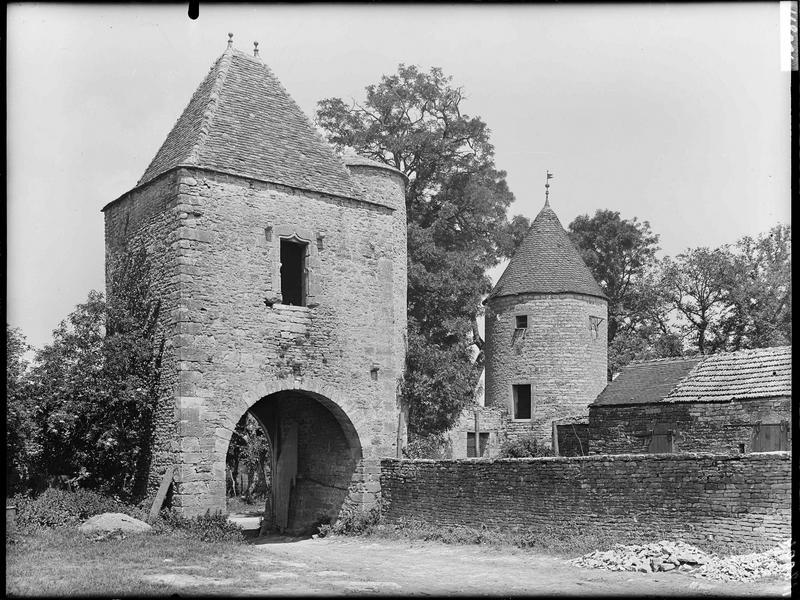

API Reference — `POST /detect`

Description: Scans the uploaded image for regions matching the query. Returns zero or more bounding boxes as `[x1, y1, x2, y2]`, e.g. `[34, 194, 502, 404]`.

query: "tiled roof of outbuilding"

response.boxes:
[592, 357, 704, 406]
[138, 48, 358, 200]
[592, 346, 792, 406]
[664, 346, 791, 402]
[487, 203, 606, 301]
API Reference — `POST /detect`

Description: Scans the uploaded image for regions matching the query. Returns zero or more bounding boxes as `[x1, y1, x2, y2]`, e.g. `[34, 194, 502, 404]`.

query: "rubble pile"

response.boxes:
[571, 540, 711, 574]
[694, 539, 792, 582]
[571, 539, 792, 582]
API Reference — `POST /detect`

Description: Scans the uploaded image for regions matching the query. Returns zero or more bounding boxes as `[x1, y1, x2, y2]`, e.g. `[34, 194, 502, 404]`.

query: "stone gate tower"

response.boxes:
[102, 38, 407, 531]
[483, 197, 607, 443]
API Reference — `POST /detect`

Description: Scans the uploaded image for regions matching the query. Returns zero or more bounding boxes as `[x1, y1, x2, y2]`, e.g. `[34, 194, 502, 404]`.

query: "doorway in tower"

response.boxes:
[225, 390, 362, 535]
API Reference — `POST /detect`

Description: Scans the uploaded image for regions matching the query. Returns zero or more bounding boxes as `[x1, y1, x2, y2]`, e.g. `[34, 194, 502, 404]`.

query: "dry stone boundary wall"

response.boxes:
[380, 452, 791, 546]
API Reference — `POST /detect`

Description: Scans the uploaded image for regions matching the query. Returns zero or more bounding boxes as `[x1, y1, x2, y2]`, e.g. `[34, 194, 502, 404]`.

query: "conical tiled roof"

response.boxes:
[488, 202, 606, 300]
[137, 47, 357, 200]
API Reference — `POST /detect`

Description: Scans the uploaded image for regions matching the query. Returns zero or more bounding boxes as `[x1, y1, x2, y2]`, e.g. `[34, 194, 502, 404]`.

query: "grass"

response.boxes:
[6, 527, 251, 596]
[7, 520, 782, 596]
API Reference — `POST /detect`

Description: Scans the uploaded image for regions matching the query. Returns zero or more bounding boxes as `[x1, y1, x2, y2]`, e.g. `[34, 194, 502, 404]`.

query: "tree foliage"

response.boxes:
[7, 325, 32, 494]
[570, 211, 790, 373]
[660, 247, 739, 355]
[567, 210, 660, 344]
[724, 224, 792, 349]
[317, 64, 526, 434]
[226, 412, 271, 501]
[12, 246, 162, 499]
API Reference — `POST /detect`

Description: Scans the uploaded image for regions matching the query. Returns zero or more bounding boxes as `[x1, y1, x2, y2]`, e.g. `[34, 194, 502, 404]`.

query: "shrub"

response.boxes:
[403, 434, 451, 459]
[499, 433, 554, 458]
[155, 509, 245, 543]
[317, 501, 382, 537]
[10, 488, 137, 531]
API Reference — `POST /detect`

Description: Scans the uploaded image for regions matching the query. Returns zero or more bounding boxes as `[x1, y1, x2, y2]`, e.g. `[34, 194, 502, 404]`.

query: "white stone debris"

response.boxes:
[570, 539, 792, 582]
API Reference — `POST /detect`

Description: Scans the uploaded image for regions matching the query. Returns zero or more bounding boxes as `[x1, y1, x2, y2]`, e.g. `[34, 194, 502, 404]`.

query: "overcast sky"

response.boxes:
[7, 3, 791, 350]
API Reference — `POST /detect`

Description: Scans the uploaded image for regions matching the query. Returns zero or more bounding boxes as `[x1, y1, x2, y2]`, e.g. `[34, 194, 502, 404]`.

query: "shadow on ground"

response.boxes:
[248, 533, 312, 545]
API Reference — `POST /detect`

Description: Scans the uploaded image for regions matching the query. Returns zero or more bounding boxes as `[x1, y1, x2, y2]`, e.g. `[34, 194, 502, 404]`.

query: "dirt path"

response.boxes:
[143, 536, 791, 596]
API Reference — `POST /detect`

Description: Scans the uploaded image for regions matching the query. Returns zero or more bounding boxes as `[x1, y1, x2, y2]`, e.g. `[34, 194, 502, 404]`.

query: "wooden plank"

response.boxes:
[396, 409, 404, 458]
[552, 422, 560, 457]
[148, 465, 174, 523]
[474, 409, 481, 457]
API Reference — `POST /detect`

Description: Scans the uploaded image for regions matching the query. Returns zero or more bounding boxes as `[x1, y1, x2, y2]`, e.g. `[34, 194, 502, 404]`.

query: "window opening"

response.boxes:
[515, 315, 528, 329]
[280, 239, 307, 306]
[513, 384, 532, 420]
[589, 316, 604, 339]
[467, 432, 490, 457]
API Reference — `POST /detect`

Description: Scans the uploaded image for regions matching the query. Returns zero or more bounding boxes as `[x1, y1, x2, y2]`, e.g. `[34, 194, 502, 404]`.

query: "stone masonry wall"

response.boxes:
[104, 164, 407, 517]
[166, 166, 406, 515]
[484, 293, 607, 444]
[589, 396, 792, 455]
[447, 405, 508, 459]
[104, 171, 183, 489]
[380, 453, 791, 546]
[555, 422, 590, 456]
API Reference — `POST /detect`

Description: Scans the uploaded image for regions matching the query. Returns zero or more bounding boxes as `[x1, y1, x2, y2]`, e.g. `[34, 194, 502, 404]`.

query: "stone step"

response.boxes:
[227, 514, 262, 530]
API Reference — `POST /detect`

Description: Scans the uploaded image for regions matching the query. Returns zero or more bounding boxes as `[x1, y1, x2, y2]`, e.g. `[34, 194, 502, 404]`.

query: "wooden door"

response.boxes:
[274, 420, 298, 532]
[752, 423, 788, 452]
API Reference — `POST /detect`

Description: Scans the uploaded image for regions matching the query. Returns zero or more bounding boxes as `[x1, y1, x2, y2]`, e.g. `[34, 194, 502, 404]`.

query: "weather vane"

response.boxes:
[545, 170, 554, 206]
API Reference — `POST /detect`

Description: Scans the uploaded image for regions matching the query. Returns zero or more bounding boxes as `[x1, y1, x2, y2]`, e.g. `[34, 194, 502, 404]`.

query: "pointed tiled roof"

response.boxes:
[138, 47, 357, 200]
[488, 202, 606, 300]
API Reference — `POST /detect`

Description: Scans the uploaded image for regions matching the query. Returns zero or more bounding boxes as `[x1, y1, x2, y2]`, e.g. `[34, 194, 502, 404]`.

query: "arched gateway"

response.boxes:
[219, 382, 366, 533]
[101, 38, 408, 524]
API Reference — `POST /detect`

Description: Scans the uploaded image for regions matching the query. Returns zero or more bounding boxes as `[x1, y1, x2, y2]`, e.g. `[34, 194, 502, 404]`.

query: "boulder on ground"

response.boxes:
[79, 512, 152, 534]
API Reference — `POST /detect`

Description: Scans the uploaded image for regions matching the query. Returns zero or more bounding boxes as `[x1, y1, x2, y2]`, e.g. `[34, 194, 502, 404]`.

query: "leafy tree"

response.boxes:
[661, 247, 738, 355]
[227, 412, 271, 502]
[24, 246, 161, 498]
[7, 325, 32, 493]
[402, 329, 480, 436]
[316, 64, 526, 434]
[723, 224, 791, 349]
[26, 291, 108, 488]
[567, 210, 660, 344]
[606, 263, 684, 374]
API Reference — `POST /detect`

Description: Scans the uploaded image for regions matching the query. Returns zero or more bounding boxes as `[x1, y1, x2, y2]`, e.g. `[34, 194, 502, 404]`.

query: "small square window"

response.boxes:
[588, 316, 604, 339]
[515, 315, 528, 329]
[513, 384, 532, 420]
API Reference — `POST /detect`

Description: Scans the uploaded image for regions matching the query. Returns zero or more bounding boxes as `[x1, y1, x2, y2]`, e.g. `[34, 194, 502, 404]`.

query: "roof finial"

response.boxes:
[253, 41, 259, 57]
[545, 170, 553, 206]
[227, 33, 234, 49]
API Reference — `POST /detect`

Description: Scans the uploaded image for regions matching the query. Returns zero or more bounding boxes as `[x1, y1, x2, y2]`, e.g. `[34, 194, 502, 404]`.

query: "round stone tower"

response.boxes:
[483, 198, 608, 444]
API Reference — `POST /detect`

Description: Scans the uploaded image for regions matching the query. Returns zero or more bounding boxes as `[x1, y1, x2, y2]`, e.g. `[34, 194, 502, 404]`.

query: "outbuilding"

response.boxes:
[589, 346, 791, 454]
